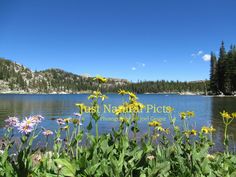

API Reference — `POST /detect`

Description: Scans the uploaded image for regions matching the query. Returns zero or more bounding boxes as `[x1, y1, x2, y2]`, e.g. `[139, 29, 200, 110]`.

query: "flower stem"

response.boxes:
[224, 124, 229, 151]
[95, 121, 99, 140]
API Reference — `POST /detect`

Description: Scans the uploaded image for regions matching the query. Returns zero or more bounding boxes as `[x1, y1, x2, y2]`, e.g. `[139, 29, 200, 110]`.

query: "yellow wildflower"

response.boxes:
[156, 126, 170, 134]
[128, 101, 145, 113]
[64, 118, 71, 123]
[127, 92, 138, 100]
[231, 112, 236, 119]
[101, 95, 108, 101]
[88, 95, 95, 100]
[88, 91, 107, 101]
[148, 120, 161, 127]
[118, 89, 128, 95]
[93, 75, 107, 83]
[220, 110, 232, 119]
[201, 126, 216, 134]
[136, 102, 145, 110]
[201, 126, 209, 134]
[115, 105, 126, 115]
[179, 112, 187, 120]
[119, 117, 128, 123]
[166, 106, 174, 113]
[62, 125, 69, 130]
[88, 91, 101, 100]
[190, 129, 197, 136]
[93, 91, 102, 96]
[184, 129, 197, 136]
[187, 111, 195, 118]
[209, 126, 216, 132]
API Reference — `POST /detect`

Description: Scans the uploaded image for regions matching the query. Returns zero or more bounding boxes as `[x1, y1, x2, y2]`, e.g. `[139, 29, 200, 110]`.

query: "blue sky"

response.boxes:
[0, 0, 236, 82]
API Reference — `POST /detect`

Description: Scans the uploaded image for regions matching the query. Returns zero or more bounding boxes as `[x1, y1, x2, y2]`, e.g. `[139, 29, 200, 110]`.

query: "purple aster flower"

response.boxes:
[30, 115, 44, 124]
[73, 113, 82, 117]
[57, 118, 65, 125]
[22, 117, 36, 127]
[4, 117, 19, 128]
[17, 121, 34, 134]
[42, 130, 53, 136]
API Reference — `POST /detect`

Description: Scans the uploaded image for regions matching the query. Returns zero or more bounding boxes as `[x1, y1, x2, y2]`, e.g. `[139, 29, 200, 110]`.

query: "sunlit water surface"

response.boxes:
[0, 94, 236, 151]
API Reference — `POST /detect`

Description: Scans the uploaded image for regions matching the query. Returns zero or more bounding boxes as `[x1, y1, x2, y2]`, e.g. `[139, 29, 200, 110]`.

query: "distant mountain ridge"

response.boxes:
[0, 58, 129, 93]
[0, 58, 208, 94]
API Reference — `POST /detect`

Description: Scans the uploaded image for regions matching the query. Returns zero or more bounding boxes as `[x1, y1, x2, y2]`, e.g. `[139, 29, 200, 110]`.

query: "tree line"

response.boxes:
[210, 42, 236, 95]
[118, 80, 207, 94]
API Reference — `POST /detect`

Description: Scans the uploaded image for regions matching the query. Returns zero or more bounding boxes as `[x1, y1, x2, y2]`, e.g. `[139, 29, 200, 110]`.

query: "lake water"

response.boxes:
[0, 94, 236, 151]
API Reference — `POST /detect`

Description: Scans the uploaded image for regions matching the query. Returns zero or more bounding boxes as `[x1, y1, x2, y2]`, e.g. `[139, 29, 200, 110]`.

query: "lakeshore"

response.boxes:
[1, 90, 236, 97]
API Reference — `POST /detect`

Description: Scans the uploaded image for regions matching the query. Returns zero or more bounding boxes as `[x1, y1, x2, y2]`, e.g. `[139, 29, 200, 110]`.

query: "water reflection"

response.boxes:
[211, 97, 236, 151]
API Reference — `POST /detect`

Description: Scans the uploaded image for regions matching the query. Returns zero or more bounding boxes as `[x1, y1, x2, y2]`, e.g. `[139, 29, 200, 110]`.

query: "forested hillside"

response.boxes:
[0, 58, 207, 94]
[0, 58, 128, 93]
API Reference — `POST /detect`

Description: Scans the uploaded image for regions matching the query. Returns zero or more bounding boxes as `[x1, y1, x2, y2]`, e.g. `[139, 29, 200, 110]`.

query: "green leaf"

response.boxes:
[54, 159, 76, 177]
[140, 174, 146, 177]
[84, 163, 100, 176]
[87, 121, 93, 131]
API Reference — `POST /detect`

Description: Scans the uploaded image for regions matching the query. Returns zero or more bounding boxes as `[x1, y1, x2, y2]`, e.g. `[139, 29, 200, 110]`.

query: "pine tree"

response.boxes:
[232, 46, 236, 93]
[224, 46, 233, 94]
[217, 41, 227, 94]
[210, 52, 218, 94]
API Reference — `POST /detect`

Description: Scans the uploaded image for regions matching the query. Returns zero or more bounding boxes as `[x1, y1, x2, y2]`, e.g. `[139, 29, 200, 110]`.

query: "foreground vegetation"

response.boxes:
[0, 76, 236, 177]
